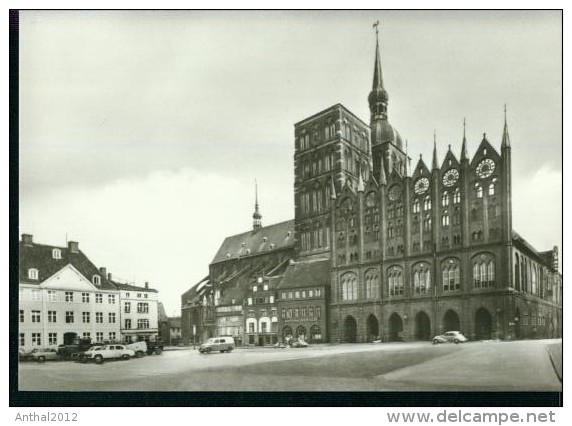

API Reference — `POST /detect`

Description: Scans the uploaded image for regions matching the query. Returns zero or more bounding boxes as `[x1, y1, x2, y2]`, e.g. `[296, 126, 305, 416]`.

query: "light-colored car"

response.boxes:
[291, 339, 308, 348]
[81, 344, 135, 364]
[433, 331, 468, 344]
[199, 337, 235, 354]
[31, 348, 60, 363]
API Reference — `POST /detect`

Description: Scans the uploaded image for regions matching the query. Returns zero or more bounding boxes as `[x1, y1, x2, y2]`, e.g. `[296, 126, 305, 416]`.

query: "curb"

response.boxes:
[546, 343, 562, 382]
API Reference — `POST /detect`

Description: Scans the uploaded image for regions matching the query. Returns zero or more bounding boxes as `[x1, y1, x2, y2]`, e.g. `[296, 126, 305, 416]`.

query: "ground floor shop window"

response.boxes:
[310, 325, 322, 342]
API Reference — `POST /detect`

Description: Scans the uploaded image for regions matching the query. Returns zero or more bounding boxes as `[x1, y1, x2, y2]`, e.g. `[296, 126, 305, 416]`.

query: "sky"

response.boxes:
[19, 10, 562, 316]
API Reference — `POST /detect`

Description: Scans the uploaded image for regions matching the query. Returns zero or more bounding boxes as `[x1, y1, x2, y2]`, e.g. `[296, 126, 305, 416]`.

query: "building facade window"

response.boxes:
[125, 319, 131, 329]
[125, 302, 131, 313]
[32, 333, 41, 346]
[453, 188, 461, 204]
[48, 310, 57, 323]
[442, 259, 461, 291]
[92, 275, 101, 285]
[413, 263, 431, 294]
[109, 332, 116, 341]
[48, 332, 57, 346]
[96, 312, 103, 323]
[47, 290, 57, 302]
[82, 292, 90, 303]
[65, 291, 74, 302]
[388, 267, 404, 296]
[108, 294, 116, 304]
[52, 248, 61, 259]
[19, 333, 25, 347]
[82, 312, 90, 323]
[95, 293, 103, 304]
[28, 268, 39, 280]
[109, 313, 116, 323]
[66, 311, 74, 323]
[473, 254, 496, 288]
[137, 319, 150, 329]
[20, 309, 24, 323]
[96, 332, 104, 343]
[31, 310, 41, 323]
[341, 273, 358, 301]
[137, 302, 149, 313]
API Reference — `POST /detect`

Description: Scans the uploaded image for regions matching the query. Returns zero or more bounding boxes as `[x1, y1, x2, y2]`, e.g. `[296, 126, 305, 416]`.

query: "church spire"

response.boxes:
[501, 104, 511, 148]
[432, 131, 439, 170]
[461, 118, 469, 161]
[252, 179, 262, 231]
[368, 20, 389, 121]
[372, 20, 383, 91]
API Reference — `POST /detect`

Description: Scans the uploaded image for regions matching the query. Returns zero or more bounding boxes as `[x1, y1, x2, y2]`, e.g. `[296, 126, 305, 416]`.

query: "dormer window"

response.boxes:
[263, 284, 268, 291]
[241, 242, 246, 247]
[246, 249, 251, 254]
[269, 244, 275, 250]
[28, 268, 39, 280]
[257, 277, 263, 284]
[52, 249, 61, 260]
[262, 236, 267, 242]
[92, 275, 101, 285]
[253, 286, 258, 292]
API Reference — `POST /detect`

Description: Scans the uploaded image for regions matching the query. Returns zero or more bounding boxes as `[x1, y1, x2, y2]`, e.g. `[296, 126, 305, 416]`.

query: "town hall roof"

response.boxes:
[278, 258, 331, 290]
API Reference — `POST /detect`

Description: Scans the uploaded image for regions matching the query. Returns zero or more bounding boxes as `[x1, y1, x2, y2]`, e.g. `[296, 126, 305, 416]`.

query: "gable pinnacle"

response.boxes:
[432, 131, 439, 170]
[461, 118, 469, 161]
[330, 175, 337, 199]
[502, 103, 511, 148]
[357, 165, 365, 193]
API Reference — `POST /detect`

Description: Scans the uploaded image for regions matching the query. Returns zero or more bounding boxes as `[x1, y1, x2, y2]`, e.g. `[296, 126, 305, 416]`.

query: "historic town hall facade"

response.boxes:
[181, 31, 562, 345]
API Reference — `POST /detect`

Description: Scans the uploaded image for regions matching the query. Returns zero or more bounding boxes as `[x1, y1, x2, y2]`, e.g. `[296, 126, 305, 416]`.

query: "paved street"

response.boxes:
[18, 339, 561, 392]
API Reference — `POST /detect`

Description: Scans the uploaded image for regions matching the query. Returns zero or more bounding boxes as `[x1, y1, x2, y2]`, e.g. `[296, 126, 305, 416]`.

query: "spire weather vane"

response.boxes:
[373, 20, 380, 36]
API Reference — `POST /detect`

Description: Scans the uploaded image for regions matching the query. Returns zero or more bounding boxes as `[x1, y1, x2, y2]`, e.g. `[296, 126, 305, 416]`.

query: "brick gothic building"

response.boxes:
[181, 31, 562, 345]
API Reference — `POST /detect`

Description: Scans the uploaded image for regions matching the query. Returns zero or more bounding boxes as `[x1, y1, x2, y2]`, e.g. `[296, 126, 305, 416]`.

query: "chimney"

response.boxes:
[107, 272, 113, 281]
[22, 234, 33, 246]
[68, 241, 79, 253]
[99, 267, 107, 278]
[145, 281, 149, 289]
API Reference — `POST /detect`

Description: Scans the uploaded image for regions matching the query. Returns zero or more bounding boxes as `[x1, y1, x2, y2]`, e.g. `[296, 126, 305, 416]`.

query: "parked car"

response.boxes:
[80, 344, 135, 364]
[19, 348, 40, 362]
[31, 348, 60, 363]
[433, 331, 468, 344]
[199, 337, 235, 354]
[291, 340, 308, 348]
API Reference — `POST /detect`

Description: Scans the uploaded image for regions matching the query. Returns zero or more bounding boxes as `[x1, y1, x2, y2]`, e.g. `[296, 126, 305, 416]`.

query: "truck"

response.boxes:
[144, 339, 164, 355]
[57, 337, 99, 359]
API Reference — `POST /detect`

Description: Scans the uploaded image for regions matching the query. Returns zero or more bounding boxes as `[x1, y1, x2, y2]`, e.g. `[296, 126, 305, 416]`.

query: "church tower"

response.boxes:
[369, 22, 407, 181]
[252, 180, 262, 232]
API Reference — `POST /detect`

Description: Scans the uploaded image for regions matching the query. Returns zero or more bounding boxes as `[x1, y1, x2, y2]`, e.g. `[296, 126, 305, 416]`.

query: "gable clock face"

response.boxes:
[414, 177, 430, 195]
[476, 158, 495, 179]
[442, 169, 459, 187]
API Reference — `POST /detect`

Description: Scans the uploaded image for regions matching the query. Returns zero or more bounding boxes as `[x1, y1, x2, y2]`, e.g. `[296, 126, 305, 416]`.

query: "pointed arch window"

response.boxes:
[412, 198, 420, 213]
[442, 191, 450, 207]
[413, 263, 431, 294]
[441, 213, 450, 227]
[475, 184, 483, 198]
[365, 269, 380, 299]
[388, 267, 404, 296]
[52, 249, 61, 260]
[473, 254, 495, 288]
[442, 259, 461, 291]
[489, 178, 497, 195]
[341, 273, 358, 301]
[453, 188, 461, 204]
[423, 214, 432, 231]
[423, 196, 432, 210]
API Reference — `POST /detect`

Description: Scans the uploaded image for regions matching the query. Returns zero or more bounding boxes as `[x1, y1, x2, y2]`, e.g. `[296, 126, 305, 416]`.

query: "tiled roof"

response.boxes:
[278, 259, 331, 290]
[19, 240, 116, 290]
[512, 230, 552, 266]
[182, 276, 210, 306]
[112, 281, 158, 293]
[211, 220, 295, 265]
